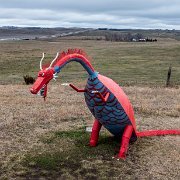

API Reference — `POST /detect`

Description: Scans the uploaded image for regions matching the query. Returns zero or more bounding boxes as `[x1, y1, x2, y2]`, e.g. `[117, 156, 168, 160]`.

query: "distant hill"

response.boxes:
[77, 28, 180, 41]
[0, 26, 90, 40]
[0, 27, 180, 41]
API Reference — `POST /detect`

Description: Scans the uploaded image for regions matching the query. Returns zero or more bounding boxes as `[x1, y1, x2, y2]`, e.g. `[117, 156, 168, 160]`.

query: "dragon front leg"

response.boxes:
[69, 83, 87, 92]
[117, 125, 133, 159]
[91, 91, 110, 103]
[89, 119, 102, 147]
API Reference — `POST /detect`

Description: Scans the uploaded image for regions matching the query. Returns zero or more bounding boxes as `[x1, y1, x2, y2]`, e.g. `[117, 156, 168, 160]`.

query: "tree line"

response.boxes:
[105, 32, 157, 42]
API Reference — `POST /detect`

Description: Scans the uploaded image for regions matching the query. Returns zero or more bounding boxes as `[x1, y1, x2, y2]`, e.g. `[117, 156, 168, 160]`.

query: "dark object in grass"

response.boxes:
[23, 75, 35, 85]
[166, 66, 172, 87]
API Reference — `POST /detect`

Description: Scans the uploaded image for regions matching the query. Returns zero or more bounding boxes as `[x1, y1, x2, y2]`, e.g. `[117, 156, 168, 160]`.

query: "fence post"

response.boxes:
[166, 66, 172, 87]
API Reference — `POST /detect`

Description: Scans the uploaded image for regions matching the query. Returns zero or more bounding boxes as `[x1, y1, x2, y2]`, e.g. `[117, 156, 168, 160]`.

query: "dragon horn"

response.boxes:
[40, 52, 45, 70]
[49, 52, 59, 68]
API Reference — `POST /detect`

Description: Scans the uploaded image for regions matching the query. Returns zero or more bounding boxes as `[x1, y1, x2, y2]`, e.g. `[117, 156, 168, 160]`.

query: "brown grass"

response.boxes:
[0, 84, 179, 179]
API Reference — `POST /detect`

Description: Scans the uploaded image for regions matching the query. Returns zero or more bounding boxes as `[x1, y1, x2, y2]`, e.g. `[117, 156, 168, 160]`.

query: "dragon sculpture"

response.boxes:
[30, 49, 180, 159]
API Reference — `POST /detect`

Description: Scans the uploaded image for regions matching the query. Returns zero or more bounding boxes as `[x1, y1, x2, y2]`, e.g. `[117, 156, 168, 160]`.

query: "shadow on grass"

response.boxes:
[22, 129, 121, 178]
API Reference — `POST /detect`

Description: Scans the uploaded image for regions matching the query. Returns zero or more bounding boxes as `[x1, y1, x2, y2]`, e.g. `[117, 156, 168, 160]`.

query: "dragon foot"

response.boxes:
[116, 125, 133, 160]
[112, 154, 126, 160]
[89, 140, 98, 147]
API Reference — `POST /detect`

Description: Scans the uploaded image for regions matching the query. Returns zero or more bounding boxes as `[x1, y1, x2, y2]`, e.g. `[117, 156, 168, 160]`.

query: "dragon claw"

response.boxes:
[53, 73, 58, 81]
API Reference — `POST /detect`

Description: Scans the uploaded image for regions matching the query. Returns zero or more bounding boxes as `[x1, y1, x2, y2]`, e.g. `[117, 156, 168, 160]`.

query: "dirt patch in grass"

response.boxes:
[0, 84, 179, 179]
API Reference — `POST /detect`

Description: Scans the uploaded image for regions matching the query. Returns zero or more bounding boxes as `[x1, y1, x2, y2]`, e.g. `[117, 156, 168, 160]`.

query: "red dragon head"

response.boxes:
[30, 53, 59, 100]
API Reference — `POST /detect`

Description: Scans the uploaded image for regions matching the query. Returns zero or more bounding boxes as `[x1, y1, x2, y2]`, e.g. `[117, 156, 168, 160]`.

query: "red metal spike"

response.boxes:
[51, 49, 91, 67]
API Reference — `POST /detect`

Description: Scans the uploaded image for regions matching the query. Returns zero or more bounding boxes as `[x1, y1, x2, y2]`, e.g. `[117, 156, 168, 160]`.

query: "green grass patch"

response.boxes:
[22, 129, 119, 178]
[20, 129, 161, 179]
[15, 128, 177, 179]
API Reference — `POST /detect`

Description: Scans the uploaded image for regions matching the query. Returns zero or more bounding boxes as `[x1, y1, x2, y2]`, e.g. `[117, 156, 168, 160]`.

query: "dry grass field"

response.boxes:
[0, 38, 180, 179]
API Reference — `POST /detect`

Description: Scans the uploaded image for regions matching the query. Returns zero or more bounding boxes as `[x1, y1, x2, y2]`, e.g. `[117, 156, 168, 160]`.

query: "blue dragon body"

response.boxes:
[85, 74, 133, 137]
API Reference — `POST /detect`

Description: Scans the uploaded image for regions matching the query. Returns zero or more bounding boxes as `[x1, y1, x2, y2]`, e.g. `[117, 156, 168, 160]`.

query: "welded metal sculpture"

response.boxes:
[30, 49, 180, 159]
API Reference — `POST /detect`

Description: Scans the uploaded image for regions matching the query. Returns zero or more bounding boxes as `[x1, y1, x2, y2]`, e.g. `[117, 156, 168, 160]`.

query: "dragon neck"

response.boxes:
[54, 53, 96, 76]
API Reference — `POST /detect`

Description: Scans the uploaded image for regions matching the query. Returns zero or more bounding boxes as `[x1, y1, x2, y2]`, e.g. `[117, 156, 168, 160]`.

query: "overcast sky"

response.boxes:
[0, 0, 180, 29]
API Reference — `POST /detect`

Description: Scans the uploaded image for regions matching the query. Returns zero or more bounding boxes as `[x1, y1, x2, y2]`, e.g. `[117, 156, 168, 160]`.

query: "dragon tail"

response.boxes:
[136, 129, 180, 137]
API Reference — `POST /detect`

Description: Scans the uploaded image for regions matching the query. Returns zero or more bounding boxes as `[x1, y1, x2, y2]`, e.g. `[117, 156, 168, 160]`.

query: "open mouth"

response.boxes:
[30, 84, 48, 101]
[37, 84, 47, 97]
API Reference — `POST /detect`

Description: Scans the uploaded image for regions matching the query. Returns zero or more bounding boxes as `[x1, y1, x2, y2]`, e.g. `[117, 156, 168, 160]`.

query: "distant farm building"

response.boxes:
[138, 38, 146, 42]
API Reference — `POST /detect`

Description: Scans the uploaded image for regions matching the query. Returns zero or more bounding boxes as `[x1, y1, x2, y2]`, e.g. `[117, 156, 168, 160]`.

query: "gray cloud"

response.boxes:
[0, 0, 180, 29]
